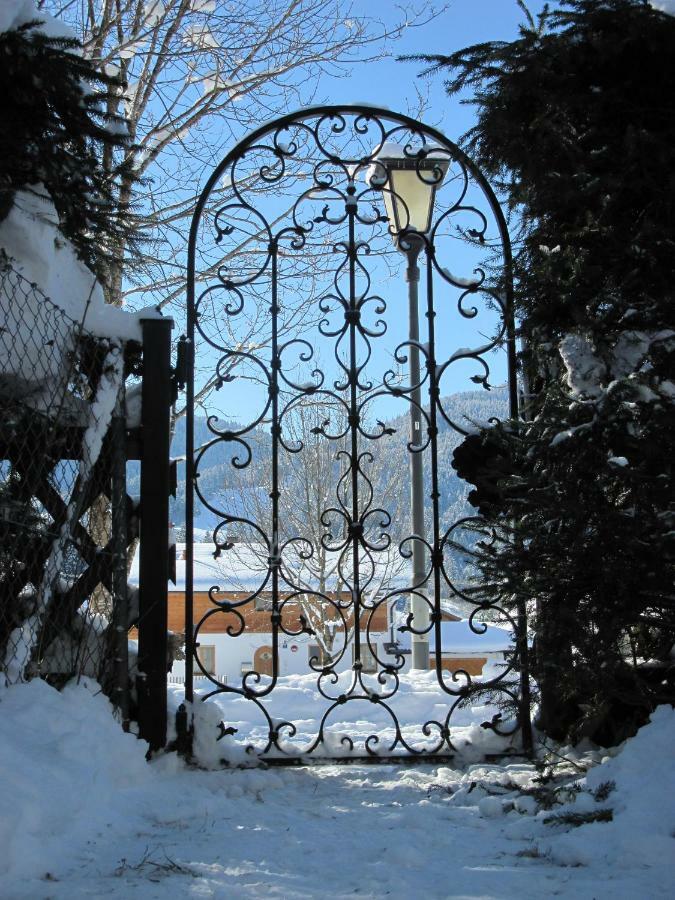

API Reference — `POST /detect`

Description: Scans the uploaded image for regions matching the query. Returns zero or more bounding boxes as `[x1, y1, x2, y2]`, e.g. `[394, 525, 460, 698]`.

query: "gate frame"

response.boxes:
[183, 104, 533, 762]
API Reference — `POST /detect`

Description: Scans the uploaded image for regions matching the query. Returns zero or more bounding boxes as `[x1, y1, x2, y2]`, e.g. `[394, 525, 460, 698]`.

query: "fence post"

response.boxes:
[137, 316, 173, 752]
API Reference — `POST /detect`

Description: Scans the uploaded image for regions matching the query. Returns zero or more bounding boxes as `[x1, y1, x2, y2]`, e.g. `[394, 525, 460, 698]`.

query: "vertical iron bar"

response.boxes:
[270, 242, 280, 686]
[138, 316, 173, 753]
[424, 251, 443, 684]
[505, 285, 519, 424]
[111, 387, 129, 731]
[184, 328, 195, 709]
[346, 193, 362, 667]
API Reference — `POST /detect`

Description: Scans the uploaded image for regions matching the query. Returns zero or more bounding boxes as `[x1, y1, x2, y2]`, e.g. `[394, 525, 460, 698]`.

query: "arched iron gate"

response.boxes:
[183, 105, 531, 763]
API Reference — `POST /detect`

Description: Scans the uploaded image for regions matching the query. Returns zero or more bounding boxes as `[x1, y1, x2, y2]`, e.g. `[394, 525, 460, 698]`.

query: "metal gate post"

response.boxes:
[137, 316, 173, 752]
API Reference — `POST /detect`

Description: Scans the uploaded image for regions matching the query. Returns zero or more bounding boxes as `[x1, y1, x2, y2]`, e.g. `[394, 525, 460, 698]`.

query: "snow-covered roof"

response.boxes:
[130, 547, 510, 650]
[430, 619, 512, 654]
[390, 616, 513, 655]
[130, 542, 414, 594]
[440, 596, 477, 620]
[129, 542, 243, 592]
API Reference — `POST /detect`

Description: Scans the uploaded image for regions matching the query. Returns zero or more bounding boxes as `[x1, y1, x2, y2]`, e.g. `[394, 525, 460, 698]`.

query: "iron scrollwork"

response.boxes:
[185, 105, 528, 762]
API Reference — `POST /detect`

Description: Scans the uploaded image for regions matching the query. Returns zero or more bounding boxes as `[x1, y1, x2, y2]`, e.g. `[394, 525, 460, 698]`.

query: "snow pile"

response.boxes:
[0, 188, 98, 325]
[651, 1, 675, 16]
[610, 329, 653, 378]
[558, 327, 675, 402]
[0, 0, 74, 39]
[540, 705, 675, 870]
[558, 332, 606, 398]
[0, 678, 150, 881]
[553, 327, 675, 447]
[0, 189, 160, 343]
[424, 705, 675, 880]
[0, 677, 672, 897]
[453, 705, 675, 877]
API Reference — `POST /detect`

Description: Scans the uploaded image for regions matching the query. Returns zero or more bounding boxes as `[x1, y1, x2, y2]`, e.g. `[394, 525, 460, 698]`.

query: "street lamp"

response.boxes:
[369, 144, 448, 670]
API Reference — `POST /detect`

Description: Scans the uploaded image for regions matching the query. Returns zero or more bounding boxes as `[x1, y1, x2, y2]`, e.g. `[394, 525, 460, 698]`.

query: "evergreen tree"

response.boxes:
[0, 19, 138, 292]
[410, 0, 675, 742]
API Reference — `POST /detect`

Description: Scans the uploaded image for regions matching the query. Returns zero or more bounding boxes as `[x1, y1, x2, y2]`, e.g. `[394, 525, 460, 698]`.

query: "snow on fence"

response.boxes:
[0, 256, 138, 711]
[168, 674, 229, 686]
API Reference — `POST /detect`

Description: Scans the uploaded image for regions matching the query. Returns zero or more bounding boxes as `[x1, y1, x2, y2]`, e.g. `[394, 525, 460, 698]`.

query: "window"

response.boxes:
[353, 643, 378, 674]
[254, 595, 273, 611]
[308, 643, 322, 666]
[241, 661, 253, 675]
[196, 644, 216, 674]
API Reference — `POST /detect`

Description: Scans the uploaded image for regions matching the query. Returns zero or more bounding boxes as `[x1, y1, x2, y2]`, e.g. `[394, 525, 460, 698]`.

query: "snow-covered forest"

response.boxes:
[1, 0, 674, 897]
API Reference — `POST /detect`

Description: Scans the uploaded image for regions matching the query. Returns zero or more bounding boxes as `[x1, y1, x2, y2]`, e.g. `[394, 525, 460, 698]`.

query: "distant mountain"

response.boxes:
[135, 387, 510, 553]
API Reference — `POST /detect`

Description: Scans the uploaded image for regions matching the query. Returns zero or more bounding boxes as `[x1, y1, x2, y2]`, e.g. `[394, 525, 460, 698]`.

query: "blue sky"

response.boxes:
[315, 0, 549, 138]
[194, 1, 551, 426]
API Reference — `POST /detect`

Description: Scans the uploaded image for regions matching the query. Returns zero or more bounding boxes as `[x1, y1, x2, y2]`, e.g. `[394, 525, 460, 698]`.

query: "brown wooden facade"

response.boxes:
[167, 590, 390, 635]
[434, 656, 488, 677]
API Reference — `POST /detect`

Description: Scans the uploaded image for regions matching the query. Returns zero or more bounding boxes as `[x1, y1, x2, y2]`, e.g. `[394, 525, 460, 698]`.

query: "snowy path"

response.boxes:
[6, 762, 667, 900]
[2, 681, 674, 899]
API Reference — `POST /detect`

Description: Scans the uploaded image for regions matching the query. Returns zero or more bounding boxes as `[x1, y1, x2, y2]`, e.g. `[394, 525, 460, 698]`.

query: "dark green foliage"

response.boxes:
[592, 780, 616, 802]
[524, 779, 581, 811]
[451, 425, 524, 515]
[0, 467, 46, 585]
[410, 0, 675, 742]
[411, 0, 675, 337]
[543, 808, 613, 827]
[0, 20, 138, 286]
[465, 370, 675, 742]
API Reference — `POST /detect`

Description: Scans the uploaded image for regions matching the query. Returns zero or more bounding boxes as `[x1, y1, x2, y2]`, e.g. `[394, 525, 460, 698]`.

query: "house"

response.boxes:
[429, 618, 512, 676]
[386, 598, 513, 678]
[130, 544, 513, 682]
[132, 543, 395, 683]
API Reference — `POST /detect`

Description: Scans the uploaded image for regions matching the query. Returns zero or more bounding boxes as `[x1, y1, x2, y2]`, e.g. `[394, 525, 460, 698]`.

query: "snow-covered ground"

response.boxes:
[1, 678, 673, 899]
[179, 669, 520, 765]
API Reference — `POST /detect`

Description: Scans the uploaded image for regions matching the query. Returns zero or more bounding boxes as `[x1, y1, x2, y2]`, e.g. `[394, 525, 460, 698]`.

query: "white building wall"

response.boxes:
[170, 632, 393, 682]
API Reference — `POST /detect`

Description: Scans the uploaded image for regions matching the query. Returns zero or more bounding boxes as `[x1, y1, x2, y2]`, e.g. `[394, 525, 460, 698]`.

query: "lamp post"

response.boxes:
[371, 147, 448, 670]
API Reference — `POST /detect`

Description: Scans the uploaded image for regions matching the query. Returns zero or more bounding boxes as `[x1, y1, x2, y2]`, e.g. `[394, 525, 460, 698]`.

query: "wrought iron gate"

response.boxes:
[184, 106, 531, 763]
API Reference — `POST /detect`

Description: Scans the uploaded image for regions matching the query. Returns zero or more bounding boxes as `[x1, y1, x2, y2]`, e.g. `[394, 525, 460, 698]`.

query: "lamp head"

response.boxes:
[367, 145, 449, 249]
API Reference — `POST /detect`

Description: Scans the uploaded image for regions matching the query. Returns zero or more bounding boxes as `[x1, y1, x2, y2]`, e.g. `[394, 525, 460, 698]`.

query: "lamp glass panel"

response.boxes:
[389, 169, 435, 234]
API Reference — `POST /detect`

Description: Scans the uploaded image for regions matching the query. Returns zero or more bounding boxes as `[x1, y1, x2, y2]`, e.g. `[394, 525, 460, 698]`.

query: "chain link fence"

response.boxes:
[0, 255, 134, 715]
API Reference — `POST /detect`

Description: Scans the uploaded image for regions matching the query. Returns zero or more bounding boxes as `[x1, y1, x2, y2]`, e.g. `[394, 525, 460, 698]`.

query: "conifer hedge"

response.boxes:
[411, 0, 675, 743]
[0, 19, 138, 288]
